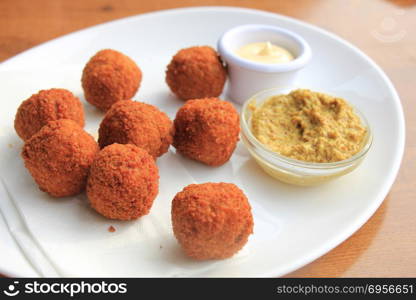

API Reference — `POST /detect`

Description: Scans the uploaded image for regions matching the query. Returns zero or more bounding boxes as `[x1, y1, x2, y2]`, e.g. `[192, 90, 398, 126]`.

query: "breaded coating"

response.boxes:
[172, 182, 253, 260]
[87, 143, 159, 220]
[82, 49, 142, 111]
[98, 100, 174, 158]
[14, 88, 85, 141]
[166, 46, 227, 100]
[22, 119, 99, 197]
[173, 98, 239, 166]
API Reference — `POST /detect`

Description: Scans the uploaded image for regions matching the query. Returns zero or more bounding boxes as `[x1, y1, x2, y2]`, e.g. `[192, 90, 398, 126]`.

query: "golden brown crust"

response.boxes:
[22, 119, 99, 197]
[165, 46, 227, 100]
[87, 143, 159, 220]
[14, 88, 85, 141]
[82, 49, 142, 111]
[171, 182, 253, 260]
[173, 98, 239, 166]
[98, 100, 174, 158]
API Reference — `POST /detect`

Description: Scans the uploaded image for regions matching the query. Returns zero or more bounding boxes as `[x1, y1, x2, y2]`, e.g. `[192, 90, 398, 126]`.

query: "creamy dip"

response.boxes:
[235, 42, 294, 64]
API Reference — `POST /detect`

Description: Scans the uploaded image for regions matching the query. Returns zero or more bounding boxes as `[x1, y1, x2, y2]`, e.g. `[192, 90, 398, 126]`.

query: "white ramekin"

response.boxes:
[217, 24, 312, 104]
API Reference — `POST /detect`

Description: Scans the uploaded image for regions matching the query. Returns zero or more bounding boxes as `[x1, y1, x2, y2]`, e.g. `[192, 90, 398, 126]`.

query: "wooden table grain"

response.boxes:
[1, 0, 415, 277]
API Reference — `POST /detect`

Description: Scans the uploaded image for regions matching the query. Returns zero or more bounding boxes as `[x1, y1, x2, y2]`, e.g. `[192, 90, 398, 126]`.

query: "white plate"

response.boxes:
[0, 7, 405, 277]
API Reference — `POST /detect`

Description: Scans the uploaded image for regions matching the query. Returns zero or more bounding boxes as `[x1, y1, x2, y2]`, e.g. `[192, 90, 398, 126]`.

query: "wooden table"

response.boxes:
[1, 0, 415, 277]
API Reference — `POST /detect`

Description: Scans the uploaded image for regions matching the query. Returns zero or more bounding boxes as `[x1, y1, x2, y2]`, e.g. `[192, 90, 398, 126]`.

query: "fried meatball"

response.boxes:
[82, 49, 142, 111]
[87, 143, 159, 220]
[166, 46, 227, 100]
[98, 100, 174, 158]
[173, 98, 239, 166]
[22, 119, 99, 197]
[172, 182, 253, 260]
[14, 88, 85, 141]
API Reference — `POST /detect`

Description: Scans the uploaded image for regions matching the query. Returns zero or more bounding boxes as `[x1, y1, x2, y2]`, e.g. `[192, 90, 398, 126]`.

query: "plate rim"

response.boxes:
[0, 6, 406, 277]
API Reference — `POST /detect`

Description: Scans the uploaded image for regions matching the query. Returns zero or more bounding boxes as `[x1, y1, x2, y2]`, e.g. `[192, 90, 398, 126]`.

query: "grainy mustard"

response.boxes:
[251, 89, 367, 163]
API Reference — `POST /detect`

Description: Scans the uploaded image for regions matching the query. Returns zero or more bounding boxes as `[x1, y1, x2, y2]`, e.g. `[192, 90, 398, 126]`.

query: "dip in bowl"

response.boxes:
[218, 24, 312, 104]
[240, 87, 373, 186]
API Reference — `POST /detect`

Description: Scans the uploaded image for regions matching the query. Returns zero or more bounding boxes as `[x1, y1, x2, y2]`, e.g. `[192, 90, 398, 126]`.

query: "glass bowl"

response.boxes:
[240, 87, 373, 186]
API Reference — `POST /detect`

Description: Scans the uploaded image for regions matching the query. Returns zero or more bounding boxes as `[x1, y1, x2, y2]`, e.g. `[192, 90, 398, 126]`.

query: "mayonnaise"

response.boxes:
[235, 41, 294, 64]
